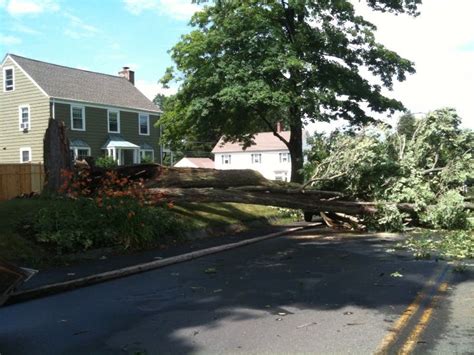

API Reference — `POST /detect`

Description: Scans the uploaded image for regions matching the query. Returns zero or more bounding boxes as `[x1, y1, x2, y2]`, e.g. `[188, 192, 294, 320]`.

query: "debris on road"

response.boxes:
[204, 267, 217, 274]
[1, 259, 36, 306]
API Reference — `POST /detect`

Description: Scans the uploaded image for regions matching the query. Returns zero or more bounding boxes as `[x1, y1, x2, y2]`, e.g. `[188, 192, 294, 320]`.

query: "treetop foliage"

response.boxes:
[159, 0, 419, 166]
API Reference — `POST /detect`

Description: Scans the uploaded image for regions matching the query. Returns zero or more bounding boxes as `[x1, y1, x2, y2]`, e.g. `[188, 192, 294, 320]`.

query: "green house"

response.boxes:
[0, 54, 161, 165]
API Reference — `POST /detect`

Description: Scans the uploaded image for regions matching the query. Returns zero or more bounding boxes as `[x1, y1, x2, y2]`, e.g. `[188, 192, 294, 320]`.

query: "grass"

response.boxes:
[0, 198, 52, 267]
[173, 202, 287, 229]
[0, 198, 292, 268]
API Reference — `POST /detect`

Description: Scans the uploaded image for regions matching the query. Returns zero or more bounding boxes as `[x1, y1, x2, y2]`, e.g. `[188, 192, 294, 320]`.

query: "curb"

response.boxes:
[7, 223, 320, 305]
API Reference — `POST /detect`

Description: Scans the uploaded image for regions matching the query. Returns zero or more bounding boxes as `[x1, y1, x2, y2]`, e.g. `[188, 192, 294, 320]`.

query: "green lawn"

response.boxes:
[0, 198, 291, 268]
[173, 202, 286, 229]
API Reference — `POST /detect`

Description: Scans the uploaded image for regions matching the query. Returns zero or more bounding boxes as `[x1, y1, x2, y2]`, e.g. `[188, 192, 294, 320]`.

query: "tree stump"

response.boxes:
[43, 118, 71, 193]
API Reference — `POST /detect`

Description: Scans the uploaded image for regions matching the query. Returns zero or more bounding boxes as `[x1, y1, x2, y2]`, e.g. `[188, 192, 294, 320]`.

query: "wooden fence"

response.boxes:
[0, 164, 45, 201]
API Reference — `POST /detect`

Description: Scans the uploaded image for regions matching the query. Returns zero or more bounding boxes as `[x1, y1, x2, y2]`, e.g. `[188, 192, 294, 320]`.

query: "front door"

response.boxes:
[122, 150, 135, 166]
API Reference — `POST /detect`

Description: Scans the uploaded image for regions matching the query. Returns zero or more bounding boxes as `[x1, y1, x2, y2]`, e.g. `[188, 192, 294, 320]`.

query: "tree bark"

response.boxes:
[288, 107, 305, 184]
[151, 187, 390, 215]
[76, 164, 474, 217]
[43, 118, 72, 193]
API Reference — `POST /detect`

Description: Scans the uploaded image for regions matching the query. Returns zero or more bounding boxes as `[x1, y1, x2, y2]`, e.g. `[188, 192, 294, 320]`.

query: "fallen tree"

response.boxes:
[46, 110, 473, 229]
[67, 162, 472, 227]
[304, 109, 473, 231]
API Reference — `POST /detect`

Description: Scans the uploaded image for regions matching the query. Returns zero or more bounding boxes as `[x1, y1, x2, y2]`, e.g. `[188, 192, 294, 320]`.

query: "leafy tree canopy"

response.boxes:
[160, 0, 420, 182]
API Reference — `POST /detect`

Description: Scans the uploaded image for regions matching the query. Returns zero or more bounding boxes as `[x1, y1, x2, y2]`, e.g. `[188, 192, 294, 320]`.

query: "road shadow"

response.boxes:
[0, 229, 470, 354]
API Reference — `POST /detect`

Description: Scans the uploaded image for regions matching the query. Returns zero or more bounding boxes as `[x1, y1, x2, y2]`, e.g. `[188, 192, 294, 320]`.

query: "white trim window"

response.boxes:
[19, 104, 31, 131]
[251, 153, 262, 164]
[222, 154, 231, 165]
[138, 113, 150, 135]
[71, 105, 85, 131]
[20, 147, 32, 163]
[107, 109, 120, 133]
[70, 147, 91, 161]
[279, 152, 291, 163]
[140, 149, 154, 162]
[3, 66, 15, 92]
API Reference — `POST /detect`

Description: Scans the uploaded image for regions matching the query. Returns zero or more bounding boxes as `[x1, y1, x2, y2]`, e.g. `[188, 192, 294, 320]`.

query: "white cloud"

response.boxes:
[351, 0, 474, 129]
[0, 33, 22, 45]
[135, 79, 177, 101]
[63, 12, 99, 39]
[123, 0, 200, 20]
[3, 0, 59, 16]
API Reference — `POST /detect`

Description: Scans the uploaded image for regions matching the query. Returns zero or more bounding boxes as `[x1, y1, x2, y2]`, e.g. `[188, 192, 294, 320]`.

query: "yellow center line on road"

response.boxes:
[374, 265, 448, 355]
[398, 282, 449, 354]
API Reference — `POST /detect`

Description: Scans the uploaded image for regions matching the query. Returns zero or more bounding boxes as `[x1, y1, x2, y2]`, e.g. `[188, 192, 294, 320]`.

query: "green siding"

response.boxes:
[55, 102, 161, 162]
[0, 57, 50, 163]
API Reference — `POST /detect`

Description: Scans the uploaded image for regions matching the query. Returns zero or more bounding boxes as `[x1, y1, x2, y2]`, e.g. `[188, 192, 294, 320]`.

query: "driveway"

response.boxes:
[1, 228, 472, 354]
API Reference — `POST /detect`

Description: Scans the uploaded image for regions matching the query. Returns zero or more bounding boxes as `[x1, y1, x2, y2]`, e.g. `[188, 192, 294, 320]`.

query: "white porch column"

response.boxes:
[116, 148, 121, 165]
[133, 149, 139, 164]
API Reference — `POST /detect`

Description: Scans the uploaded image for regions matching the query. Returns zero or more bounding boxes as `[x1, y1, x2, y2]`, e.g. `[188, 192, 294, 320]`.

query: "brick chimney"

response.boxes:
[276, 121, 283, 133]
[118, 66, 135, 85]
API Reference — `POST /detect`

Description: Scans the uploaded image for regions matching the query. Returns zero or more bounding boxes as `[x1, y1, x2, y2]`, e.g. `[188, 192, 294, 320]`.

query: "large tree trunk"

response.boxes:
[43, 118, 72, 193]
[150, 187, 424, 216]
[76, 164, 473, 219]
[152, 187, 379, 214]
[288, 108, 305, 184]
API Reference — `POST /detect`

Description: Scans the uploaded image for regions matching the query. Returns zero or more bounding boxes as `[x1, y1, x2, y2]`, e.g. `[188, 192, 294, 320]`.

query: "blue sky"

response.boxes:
[0, 0, 196, 97]
[1, 0, 473, 130]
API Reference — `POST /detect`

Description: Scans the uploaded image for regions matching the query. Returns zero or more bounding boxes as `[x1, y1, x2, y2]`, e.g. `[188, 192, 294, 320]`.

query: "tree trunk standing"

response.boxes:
[288, 109, 304, 183]
[43, 118, 72, 193]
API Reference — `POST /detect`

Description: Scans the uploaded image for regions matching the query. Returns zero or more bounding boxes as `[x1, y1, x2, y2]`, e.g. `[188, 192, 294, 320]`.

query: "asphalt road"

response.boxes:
[1, 228, 473, 354]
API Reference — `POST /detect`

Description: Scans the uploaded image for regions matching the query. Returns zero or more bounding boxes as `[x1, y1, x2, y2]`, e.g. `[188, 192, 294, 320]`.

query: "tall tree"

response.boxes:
[160, 0, 420, 182]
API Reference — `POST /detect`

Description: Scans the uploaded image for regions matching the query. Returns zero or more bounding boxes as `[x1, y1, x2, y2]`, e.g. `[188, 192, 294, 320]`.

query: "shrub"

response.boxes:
[34, 197, 184, 254]
[35, 198, 105, 253]
[95, 156, 118, 169]
[140, 156, 154, 164]
[35, 167, 183, 254]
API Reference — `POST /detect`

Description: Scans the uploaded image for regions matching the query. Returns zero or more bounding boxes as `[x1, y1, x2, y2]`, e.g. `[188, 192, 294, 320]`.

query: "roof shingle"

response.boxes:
[9, 54, 160, 113]
[211, 131, 290, 153]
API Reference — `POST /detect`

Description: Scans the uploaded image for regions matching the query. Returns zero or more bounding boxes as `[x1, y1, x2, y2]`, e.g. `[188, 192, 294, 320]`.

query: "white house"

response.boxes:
[174, 157, 215, 169]
[212, 131, 303, 181]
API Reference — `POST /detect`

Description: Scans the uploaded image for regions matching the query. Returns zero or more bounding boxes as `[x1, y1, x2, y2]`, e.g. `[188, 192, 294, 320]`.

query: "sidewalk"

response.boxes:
[16, 221, 313, 293]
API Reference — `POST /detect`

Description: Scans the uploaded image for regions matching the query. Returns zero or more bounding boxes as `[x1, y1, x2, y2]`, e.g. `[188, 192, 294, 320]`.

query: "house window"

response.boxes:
[139, 113, 150, 135]
[140, 149, 154, 163]
[3, 66, 14, 92]
[222, 154, 231, 165]
[77, 148, 90, 160]
[19, 105, 30, 131]
[279, 152, 291, 163]
[275, 171, 288, 181]
[20, 147, 32, 163]
[71, 106, 85, 131]
[107, 110, 120, 133]
[251, 153, 262, 164]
